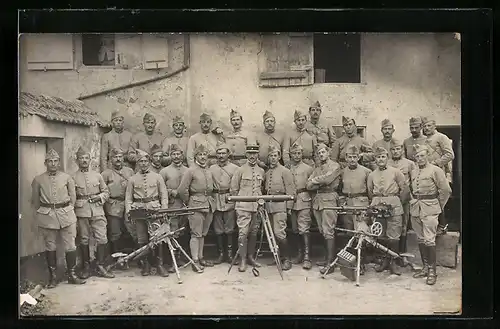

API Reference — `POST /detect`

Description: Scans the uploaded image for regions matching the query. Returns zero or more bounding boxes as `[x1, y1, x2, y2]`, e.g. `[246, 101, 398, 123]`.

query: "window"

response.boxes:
[82, 34, 116, 66]
[313, 33, 361, 83]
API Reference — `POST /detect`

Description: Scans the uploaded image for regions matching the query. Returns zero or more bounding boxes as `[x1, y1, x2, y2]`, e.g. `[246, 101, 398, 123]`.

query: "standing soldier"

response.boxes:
[125, 149, 169, 277]
[306, 143, 342, 275]
[288, 143, 314, 270]
[422, 116, 454, 236]
[73, 146, 114, 279]
[264, 145, 296, 271]
[373, 119, 396, 153]
[330, 116, 372, 169]
[209, 143, 240, 265]
[161, 116, 189, 167]
[283, 110, 317, 168]
[100, 110, 133, 172]
[159, 144, 190, 272]
[230, 143, 265, 272]
[177, 144, 216, 272]
[256, 110, 285, 170]
[128, 113, 164, 171]
[149, 144, 164, 174]
[367, 147, 409, 276]
[31, 149, 86, 288]
[187, 113, 224, 168]
[101, 148, 136, 270]
[306, 100, 336, 165]
[226, 109, 254, 167]
[388, 139, 416, 256]
[409, 144, 451, 285]
[403, 117, 427, 162]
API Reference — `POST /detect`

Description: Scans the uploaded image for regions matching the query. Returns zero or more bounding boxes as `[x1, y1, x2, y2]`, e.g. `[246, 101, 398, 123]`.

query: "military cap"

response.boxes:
[268, 145, 281, 155]
[263, 110, 275, 121]
[194, 144, 209, 157]
[390, 139, 403, 149]
[110, 147, 125, 157]
[421, 116, 436, 124]
[413, 144, 428, 155]
[143, 113, 156, 122]
[216, 142, 231, 152]
[345, 144, 360, 155]
[76, 146, 90, 158]
[290, 143, 303, 152]
[169, 144, 184, 154]
[45, 148, 60, 160]
[342, 116, 354, 125]
[150, 144, 163, 156]
[409, 116, 423, 125]
[200, 113, 212, 121]
[316, 143, 329, 153]
[294, 110, 306, 121]
[230, 109, 242, 120]
[136, 149, 150, 161]
[309, 100, 322, 110]
[373, 147, 389, 156]
[111, 110, 124, 121]
[172, 116, 184, 125]
[246, 143, 260, 153]
[360, 144, 373, 153]
[381, 119, 393, 128]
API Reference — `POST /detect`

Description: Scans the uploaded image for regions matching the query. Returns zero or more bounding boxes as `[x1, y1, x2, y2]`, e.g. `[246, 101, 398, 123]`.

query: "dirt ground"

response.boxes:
[39, 257, 461, 316]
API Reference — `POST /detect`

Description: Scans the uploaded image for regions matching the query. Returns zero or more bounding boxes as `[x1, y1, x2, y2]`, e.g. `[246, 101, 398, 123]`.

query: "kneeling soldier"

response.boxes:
[32, 149, 86, 288]
[125, 149, 169, 277]
[367, 147, 409, 276]
[265, 145, 296, 271]
[410, 144, 451, 285]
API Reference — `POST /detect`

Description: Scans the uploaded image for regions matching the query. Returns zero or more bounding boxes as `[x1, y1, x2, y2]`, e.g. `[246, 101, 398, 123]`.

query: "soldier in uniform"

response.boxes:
[388, 139, 416, 256]
[230, 143, 265, 272]
[159, 144, 190, 272]
[403, 116, 427, 162]
[125, 149, 169, 277]
[187, 113, 224, 168]
[373, 119, 396, 153]
[264, 145, 296, 271]
[177, 144, 216, 272]
[409, 144, 451, 285]
[209, 143, 240, 264]
[149, 144, 164, 174]
[306, 100, 336, 166]
[161, 116, 189, 167]
[330, 116, 372, 169]
[31, 149, 86, 288]
[367, 147, 409, 275]
[128, 113, 164, 171]
[306, 143, 342, 274]
[256, 110, 285, 170]
[288, 143, 314, 270]
[101, 148, 136, 270]
[226, 109, 254, 167]
[422, 116, 454, 236]
[100, 110, 133, 172]
[73, 146, 114, 279]
[283, 110, 317, 168]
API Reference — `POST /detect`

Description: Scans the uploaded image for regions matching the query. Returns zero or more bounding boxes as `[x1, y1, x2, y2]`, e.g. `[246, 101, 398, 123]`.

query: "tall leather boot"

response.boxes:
[229, 233, 239, 265]
[302, 233, 312, 270]
[214, 235, 226, 265]
[279, 238, 292, 271]
[140, 244, 151, 276]
[388, 240, 402, 276]
[292, 233, 304, 265]
[65, 250, 86, 285]
[320, 238, 336, 275]
[426, 245, 437, 285]
[316, 236, 328, 267]
[79, 245, 91, 279]
[413, 244, 429, 278]
[96, 244, 115, 278]
[247, 234, 262, 268]
[375, 241, 390, 273]
[238, 237, 248, 272]
[45, 251, 58, 289]
[155, 245, 169, 277]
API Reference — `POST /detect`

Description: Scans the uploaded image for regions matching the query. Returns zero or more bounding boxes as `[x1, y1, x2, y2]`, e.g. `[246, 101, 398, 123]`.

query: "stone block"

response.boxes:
[406, 230, 460, 268]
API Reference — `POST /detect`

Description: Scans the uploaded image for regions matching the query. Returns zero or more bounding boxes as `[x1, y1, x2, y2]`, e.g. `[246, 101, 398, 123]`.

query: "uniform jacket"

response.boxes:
[159, 163, 188, 209]
[186, 132, 221, 168]
[306, 159, 341, 211]
[149, 164, 163, 174]
[289, 161, 314, 211]
[128, 131, 164, 162]
[210, 162, 239, 212]
[388, 158, 416, 187]
[367, 166, 408, 216]
[256, 130, 285, 166]
[177, 164, 215, 212]
[403, 135, 427, 161]
[339, 165, 371, 207]
[31, 171, 77, 229]
[101, 166, 135, 217]
[72, 169, 110, 218]
[330, 134, 371, 164]
[125, 170, 169, 214]
[409, 163, 451, 217]
[305, 120, 336, 147]
[372, 139, 394, 154]
[230, 162, 265, 212]
[100, 129, 133, 172]
[161, 134, 189, 166]
[283, 128, 317, 166]
[264, 164, 296, 213]
[226, 128, 254, 160]
[425, 131, 454, 169]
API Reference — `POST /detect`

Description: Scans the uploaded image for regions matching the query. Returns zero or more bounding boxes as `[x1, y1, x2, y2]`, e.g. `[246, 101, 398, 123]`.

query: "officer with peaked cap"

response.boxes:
[161, 115, 189, 167]
[409, 144, 451, 285]
[186, 112, 224, 168]
[403, 116, 427, 161]
[100, 110, 133, 172]
[209, 142, 240, 265]
[372, 119, 396, 153]
[128, 113, 164, 170]
[226, 109, 255, 167]
[283, 110, 317, 168]
[149, 144, 164, 173]
[256, 110, 285, 170]
[306, 100, 336, 153]
[330, 116, 372, 169]
[31, 149, 86, 288]
[72, 146, 114, 279]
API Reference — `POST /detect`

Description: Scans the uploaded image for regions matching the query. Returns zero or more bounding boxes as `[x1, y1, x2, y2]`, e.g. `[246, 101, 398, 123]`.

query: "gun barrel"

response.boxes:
[156, 206, 209, 213]
[330, 206, 369, 211]
[335, 227, 379, 238]
[226, 195, 294, 203]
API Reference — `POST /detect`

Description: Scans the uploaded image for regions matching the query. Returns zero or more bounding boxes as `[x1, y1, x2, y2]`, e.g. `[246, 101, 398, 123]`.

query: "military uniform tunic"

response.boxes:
[330, 134, 372, 168]
[100, 130, 133, 171]
[403, 135, 427, 162]
[161, 134, 189, 166]
[210, 162, 239, 235]
[72, 169, 110, 246]
[283, 128, 317, 167]
[187, 132, 221, 168]
[31, 171, 78, 252]
[128, 131, 164, 164]
[425, 131, 454, 177]
[372, 139, 394, 154]
[256, 130, 285, 167]
[289, 161, 314, 235]
[150, 164, 163, 174]
[226, 129, 254, 167]
[388, 157, 416, 236]
[339, 165, 372, 231]
[159, 163, 189, 233]
[306, 120, 336, 147]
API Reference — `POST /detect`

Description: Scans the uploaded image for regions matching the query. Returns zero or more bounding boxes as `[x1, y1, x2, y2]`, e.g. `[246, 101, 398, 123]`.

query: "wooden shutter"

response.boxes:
[25, 33, 74, 71]
[258, 33, 313, 88]
[142, 34, 169, 70]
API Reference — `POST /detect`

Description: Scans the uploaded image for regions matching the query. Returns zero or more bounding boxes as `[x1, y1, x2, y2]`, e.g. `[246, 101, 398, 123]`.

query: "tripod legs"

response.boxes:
[166, 239, 182, 284]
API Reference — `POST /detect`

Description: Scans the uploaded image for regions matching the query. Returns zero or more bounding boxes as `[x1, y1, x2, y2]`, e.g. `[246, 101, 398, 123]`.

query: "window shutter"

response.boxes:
[25, 33, 74, 71]
[258, 33, 313, 88]
[141, 34, 169, 70]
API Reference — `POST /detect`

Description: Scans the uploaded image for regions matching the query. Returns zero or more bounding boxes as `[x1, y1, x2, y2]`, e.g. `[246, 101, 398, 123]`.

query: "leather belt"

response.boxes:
[317, 189, 336, 194]
[133, 196, 159, 203]
[40, 201, 70, 209]
[267, 191, 285, 195]
[373, 193, 399, 197]
[296, 188, 308, 194]
[413, 194, 438, 200]
[343, 193, 368, 198]
[213, 188, 230, 194]
[110, 196, 125, 201]
[76, 193, 99, 200]
[190, 191, 213, 196]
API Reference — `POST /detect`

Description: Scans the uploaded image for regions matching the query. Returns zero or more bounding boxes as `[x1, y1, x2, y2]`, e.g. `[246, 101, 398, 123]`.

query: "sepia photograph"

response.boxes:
[18, 31, 461, 316]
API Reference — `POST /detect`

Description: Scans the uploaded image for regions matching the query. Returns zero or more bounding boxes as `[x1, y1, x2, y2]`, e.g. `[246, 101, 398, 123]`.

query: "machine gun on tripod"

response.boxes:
[226, 195, 295, 280]
[109, 206, 208, 283]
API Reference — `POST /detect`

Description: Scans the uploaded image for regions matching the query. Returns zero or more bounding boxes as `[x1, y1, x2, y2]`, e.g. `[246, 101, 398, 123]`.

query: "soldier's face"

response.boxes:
[77, 154, 90, 168]
[291, 150, 303, 162]
[423, 122, 436, 136]
[268, 152, 280, 166]
[173, 122, 185, 134]
[143, 119, 156, 133]
[112, 117, 124, 131]
[138, 158, 150, 171]
[152, 152, 162, 165]
[409, 124, 422, 138]
[375, 154, 389, 167]
[45, 158, 60, 172]
[346, 153, 359, 167]
[196, 151, 208, 165]
[414, 151, 428, 166]
[246, 152, 258, 164]
[317, 148, 329, 162]
[382, 126, 395, 138]
[200, 120, 212, 133]
[309, 108, 321, 120]
[295, 116, 307, 130]
[111, 154, 124, 167]
[230, 116, 242, 129]
[264, 117, 275, 131]
[216, 148, 229, 162]
[171, 151, 183, 164]
[391, 146, 404, 159]
[343, 121, 356, 135]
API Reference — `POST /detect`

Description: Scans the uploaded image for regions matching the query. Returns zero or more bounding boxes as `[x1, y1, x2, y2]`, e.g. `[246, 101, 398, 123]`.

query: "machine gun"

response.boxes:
[226, 195, 295, 280]
[331, 202, 394, 219]
[129, 206, 208, 221]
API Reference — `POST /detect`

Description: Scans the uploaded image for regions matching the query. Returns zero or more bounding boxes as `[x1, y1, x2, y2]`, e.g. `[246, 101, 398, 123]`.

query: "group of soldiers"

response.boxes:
[31, 100, 454, 289]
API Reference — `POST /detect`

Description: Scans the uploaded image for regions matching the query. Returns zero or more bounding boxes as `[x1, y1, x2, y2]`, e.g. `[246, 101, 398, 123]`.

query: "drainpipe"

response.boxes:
[78, 34, 191, 100]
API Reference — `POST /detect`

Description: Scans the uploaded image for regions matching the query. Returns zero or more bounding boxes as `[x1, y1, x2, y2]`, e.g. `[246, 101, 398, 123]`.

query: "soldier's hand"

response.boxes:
[213, 127, 224, 135]
[171, 189, 178, 198]
[287, 209, 292, 216]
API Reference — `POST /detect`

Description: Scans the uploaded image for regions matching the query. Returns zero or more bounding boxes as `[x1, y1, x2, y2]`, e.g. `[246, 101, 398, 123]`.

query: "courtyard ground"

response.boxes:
[37, 257, 461, 316]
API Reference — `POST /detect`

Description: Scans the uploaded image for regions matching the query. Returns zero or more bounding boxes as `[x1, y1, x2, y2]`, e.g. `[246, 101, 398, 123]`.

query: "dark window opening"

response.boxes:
[82, 34, 115, 66]
[313, 33, 361, 83]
